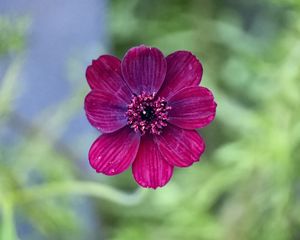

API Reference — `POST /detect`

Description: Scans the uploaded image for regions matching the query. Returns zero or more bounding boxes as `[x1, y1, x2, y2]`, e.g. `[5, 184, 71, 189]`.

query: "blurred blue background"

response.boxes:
[1, 0, 300, 239]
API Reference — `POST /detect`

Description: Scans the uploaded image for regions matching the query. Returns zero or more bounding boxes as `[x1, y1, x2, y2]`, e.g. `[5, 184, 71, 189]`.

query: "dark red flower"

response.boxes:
[84, 45, 217, 189]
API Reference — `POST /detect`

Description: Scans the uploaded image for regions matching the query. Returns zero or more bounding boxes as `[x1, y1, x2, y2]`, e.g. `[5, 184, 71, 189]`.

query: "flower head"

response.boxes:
[84, 45, 217, 189]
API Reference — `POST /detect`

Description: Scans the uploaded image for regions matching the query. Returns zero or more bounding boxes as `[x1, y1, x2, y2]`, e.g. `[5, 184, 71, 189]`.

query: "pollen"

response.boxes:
[126, 92, 171, 135]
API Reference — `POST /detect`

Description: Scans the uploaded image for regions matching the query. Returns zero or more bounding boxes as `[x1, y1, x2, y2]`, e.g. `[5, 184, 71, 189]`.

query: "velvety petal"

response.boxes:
[89, 127, 140, 175]
[158, 51, 203, 99]
[85, 90, 128, 133]
[86, 55, 132, 103]
[132, 135, 173, 189]
[155, 125, 205, 167]
[121, 45, 167, 95]
[168, 86, 216, 129]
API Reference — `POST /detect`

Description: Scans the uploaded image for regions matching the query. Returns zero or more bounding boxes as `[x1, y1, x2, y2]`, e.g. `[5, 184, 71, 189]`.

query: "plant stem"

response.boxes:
[8, 181, 146, 206]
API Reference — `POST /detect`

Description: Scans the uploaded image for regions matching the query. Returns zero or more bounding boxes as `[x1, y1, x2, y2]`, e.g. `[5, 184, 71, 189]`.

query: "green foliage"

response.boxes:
[0, 17, 29, 55]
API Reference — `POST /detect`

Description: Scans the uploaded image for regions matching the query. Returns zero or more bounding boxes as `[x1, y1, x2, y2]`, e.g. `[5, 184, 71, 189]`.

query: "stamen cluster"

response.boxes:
[126, 92, 171, 135]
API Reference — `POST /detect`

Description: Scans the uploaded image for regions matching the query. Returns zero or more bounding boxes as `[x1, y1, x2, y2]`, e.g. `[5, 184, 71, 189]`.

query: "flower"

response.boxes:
[84, 45, 217, 189]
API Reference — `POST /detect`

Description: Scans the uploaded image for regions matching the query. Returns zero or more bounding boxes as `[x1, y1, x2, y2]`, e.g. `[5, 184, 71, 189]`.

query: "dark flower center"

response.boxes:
[126, 92, 171, 135]
[140, 106, 155, 121]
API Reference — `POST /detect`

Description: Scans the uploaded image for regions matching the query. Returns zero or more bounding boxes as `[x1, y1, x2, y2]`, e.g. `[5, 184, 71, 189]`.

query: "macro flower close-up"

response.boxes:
[2, 1, 300, 239]
[84, 45, 217, 189]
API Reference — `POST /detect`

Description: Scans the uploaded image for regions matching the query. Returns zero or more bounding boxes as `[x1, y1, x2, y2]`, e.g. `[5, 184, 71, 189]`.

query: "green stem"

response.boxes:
[8, 181, 145, 206]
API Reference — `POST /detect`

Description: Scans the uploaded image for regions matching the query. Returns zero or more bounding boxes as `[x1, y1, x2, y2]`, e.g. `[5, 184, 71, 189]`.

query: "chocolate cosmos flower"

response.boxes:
[84, 45, 217, 189]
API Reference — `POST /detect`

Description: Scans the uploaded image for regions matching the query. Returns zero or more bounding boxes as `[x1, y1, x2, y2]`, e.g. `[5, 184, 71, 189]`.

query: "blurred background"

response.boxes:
[1, 0, 300, 239]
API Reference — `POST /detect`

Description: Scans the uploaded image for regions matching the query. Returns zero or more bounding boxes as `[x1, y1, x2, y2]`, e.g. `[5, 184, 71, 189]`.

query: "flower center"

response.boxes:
[126, 92, 171, 135]
[140, 106, 155, 121]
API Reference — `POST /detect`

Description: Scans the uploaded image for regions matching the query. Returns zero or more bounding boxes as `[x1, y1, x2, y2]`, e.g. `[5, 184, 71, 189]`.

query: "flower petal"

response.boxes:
[155, 125, 205, 167]
[168, 86, 216, 129]
[86, 55, 132, 103]
[85, 90, 128, 133]
[89, 127, 140, 175]
[121, 45, 167, 95]
[132, 135, 173, 189]
[158, 51, 203, 99]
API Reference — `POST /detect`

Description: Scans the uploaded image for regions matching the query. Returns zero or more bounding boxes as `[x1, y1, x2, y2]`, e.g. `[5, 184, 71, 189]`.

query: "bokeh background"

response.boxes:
[1, 0, 300, 239]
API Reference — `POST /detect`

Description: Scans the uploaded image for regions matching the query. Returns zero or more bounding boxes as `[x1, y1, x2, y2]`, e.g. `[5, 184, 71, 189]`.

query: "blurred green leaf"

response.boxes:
[0, 200, 19, 240]
[0, 59, 23, 120]
[0, 16, 29, 55]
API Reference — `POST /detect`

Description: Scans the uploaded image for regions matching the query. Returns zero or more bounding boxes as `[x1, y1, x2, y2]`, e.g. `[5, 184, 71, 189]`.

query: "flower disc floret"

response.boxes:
[126, 92, 171, 135]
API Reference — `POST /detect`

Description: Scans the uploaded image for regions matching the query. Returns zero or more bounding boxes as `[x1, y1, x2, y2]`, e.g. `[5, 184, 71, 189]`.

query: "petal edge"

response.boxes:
[121, 45, 167, 95]
[84, 90, 128, 133]
[89, 127, 140, 175]
[86, 55, 132, 103]
[155, 125, 205, 167]
[132, 135, 173, 189]
[158, 51, 203, 99]
[168, 86, 217, 129]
